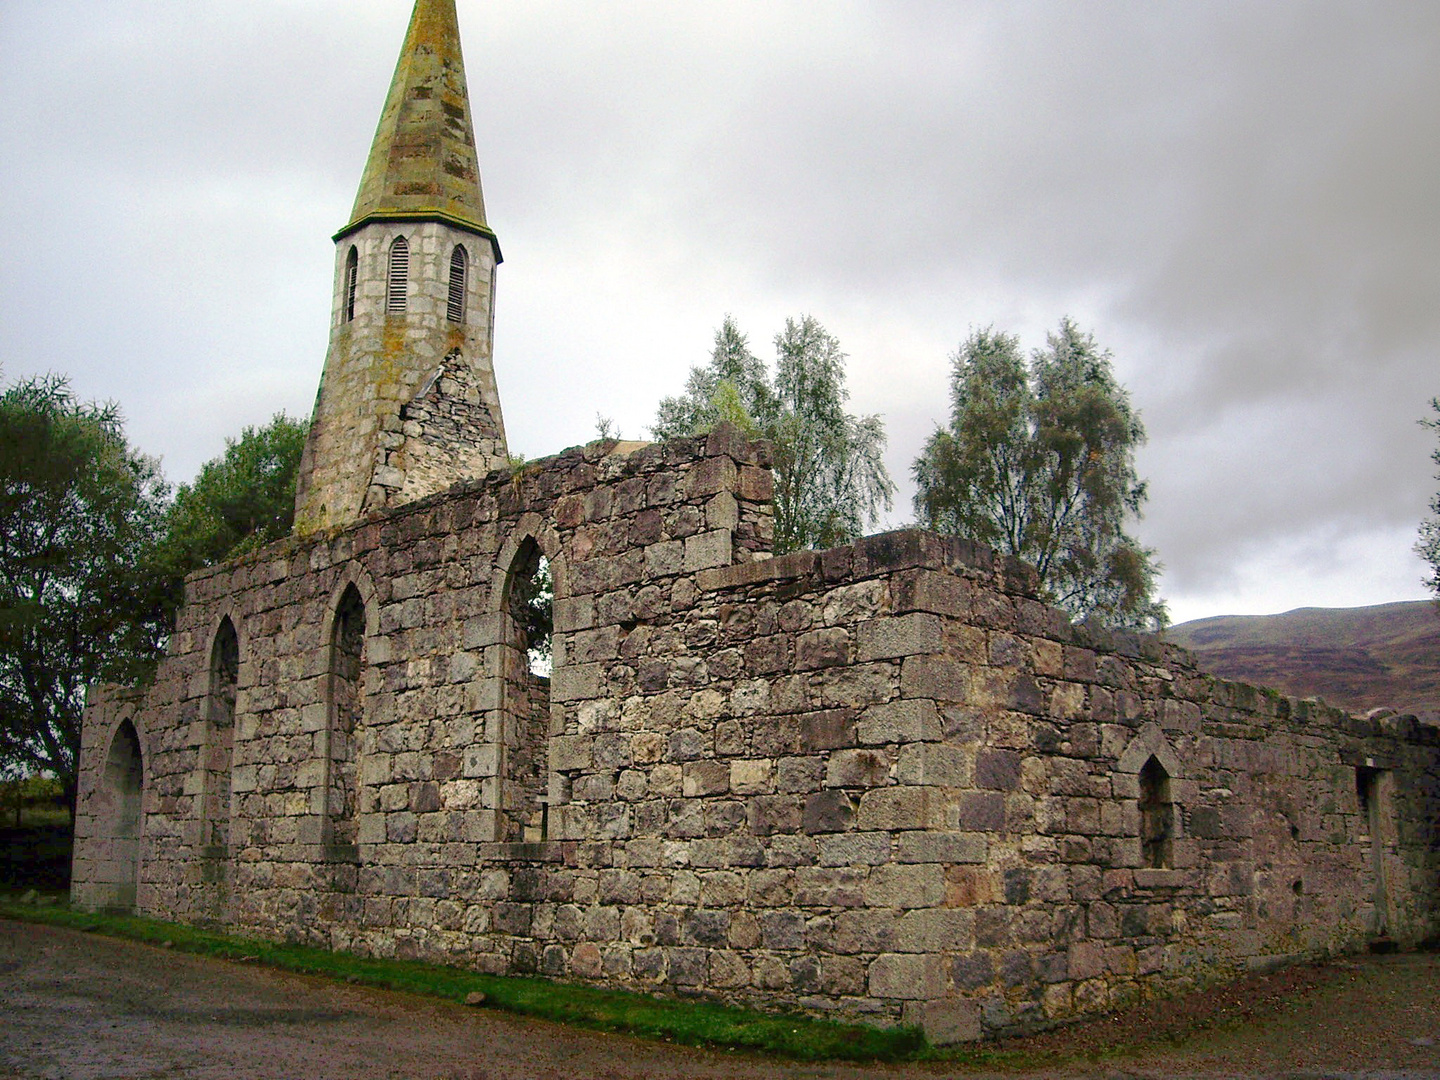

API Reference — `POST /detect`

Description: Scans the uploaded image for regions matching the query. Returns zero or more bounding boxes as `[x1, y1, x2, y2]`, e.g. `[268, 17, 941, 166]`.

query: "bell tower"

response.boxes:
[294, 0, 508, 534]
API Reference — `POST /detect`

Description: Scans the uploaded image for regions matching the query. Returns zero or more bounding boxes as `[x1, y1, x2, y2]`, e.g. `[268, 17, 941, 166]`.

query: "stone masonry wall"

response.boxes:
[384, 350, 507, 509]
[73, 430, 1440, 1043]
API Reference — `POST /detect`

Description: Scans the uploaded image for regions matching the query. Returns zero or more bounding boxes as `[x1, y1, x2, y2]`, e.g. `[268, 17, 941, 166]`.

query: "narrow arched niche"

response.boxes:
[325, 584, 366, 852]
[499, 538, 552, 841]
[1139, 755, 1174, 869]
[201, 616, 238, 853]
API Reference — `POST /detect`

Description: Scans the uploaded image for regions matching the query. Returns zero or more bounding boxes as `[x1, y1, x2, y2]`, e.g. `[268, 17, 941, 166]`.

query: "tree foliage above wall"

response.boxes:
[0, 374, 169, 808]
[149, 414, 309, 624]
[912, 320, 1166, 630]
[653, 315, 894, 554]
[0, 373, 309, 808]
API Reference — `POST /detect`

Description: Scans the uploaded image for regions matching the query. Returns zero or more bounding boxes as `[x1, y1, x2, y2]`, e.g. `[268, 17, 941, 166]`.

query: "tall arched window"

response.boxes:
[326, 584, 366, 851]
[447, 245, 467, 324]
[343, 246, 359, 322]
[386, 236, 409, 315]
[202, 617, 238, 853]
[501, 538, 552, 842]
[1139, 756, 1173, 869]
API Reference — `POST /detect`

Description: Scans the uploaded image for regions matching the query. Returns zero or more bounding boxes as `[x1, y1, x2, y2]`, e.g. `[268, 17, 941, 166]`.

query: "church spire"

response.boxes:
[293, 0, 508, 536]
[340, 0, 499, 260]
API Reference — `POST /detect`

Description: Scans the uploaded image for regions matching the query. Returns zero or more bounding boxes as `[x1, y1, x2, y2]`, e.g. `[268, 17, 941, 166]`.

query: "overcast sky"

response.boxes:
[2, 0, 1436, 624]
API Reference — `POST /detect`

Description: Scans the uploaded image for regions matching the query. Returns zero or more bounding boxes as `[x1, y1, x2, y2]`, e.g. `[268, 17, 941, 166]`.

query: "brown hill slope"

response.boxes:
[1164, 600, 1440, 716]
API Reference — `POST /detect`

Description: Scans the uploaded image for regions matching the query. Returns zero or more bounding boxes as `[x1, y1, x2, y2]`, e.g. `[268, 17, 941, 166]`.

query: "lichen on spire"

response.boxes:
[341, 0, 498, 255]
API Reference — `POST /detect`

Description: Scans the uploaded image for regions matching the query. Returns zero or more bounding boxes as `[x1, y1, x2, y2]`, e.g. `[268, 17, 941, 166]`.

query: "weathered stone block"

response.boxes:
[891, 569, 972, 618]
[550, 736, 591, 772]
[856, 786, 946, 831]
[794, 866, 866, 908]
[747, 795, 802, 836]
[744, 635, 791, 676]
[800, 709, 856, 751]
[643, 540, 684, 577]
[802, 789, 856, 834]
[868, 953, 946, 999]
[729, 759, 773, 795]
[948, 792, 1004, 832]
[817, 831, 891, 867]
[735, 464, 772, 501]
[865, 863, 945, 909]
[974, 749, 1022, 791]
[857, 699, 941, 745]
[463, 744, 498, 778]
[857, 614, 944, 661]
[684, 530, 732, 572]
[824, 748, 891, 789]
[682, 760, 729, 797]
[896, 831, 987, 865]
[796, 627, 850, 670]
[776, 755, 823, 793]
[900, 656, 969, 701]
[897, 742, 968, 787]
[912, 998, 982, 1045]
[667, 728, 707, 761]
[551, 663, 601, 703]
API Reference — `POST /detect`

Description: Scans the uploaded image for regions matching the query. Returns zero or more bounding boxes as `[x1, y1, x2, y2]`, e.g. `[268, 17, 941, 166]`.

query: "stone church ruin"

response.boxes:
[72, 0, 1440, 1044]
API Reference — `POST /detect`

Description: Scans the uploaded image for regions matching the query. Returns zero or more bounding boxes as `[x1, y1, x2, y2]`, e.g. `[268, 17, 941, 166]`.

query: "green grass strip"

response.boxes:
[0, 895, 929, 1063]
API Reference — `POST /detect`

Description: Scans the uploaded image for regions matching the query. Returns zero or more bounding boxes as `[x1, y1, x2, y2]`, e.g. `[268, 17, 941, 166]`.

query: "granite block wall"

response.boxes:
[73, 429, 1440, 1043]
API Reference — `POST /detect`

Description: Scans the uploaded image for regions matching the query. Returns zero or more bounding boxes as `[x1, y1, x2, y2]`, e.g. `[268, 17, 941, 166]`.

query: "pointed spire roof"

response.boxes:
[338, 0, 499, 259]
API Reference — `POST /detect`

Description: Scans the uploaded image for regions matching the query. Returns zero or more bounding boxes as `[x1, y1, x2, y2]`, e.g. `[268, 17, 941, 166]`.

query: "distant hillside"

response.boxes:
[1165, 600, 1440, 716]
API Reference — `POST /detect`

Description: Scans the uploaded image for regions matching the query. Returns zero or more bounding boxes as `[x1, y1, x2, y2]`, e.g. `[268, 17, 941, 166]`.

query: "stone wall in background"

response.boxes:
[72, 428, 1440, 1044]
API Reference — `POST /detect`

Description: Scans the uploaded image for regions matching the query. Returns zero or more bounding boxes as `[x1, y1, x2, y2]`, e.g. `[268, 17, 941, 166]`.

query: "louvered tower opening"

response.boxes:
[387, 237, 409, 314]
[343, 247, 359, 322]
[447, 245, 468, 323]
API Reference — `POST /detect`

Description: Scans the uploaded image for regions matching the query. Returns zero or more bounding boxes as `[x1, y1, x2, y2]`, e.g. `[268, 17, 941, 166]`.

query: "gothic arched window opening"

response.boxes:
[326, 584, 366, 850]
[1139, 755, 1173, 869]
[501, 540, 552, 841]
[202, 617, 238, 852]
[447, 245, 467, 324]
[386, 236, 409, 315]
[343, 246, 359, 322]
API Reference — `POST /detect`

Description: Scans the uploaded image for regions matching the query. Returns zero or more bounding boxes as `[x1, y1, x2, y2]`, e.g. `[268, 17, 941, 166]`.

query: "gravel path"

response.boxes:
[1, 920, 1436, 1079]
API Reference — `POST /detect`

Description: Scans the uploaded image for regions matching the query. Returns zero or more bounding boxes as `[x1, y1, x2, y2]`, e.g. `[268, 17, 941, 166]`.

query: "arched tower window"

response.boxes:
[500, 539, 552, 842]
[386, 236, 409, 315]
[487, 265, 497, 343]
[325, 584, 366, 851]
[343, 246, 359, 323]
[1139, 756, 1173, 869]
[447, 245, 468, 324]
[201, 617, 238, 853]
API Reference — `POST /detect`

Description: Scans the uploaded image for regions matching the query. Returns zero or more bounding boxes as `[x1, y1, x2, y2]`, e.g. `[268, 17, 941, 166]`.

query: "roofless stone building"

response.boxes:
[72, 0, 1439, 1044]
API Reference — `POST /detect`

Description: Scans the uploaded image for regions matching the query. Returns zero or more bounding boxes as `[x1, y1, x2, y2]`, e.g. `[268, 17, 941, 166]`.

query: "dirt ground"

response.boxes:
[1, 920, 1436, 1080]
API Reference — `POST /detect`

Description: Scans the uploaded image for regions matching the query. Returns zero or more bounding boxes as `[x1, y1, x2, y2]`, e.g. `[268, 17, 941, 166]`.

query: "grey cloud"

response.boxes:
[1, 0, 1435, 616]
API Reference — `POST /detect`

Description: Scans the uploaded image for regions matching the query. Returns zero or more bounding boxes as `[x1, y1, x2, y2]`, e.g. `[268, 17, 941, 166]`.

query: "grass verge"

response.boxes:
[0, 894, 926, 1063]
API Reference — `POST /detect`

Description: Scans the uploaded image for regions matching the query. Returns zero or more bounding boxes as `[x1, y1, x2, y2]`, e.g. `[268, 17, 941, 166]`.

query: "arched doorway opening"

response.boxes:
[101, 720, 144, 910]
